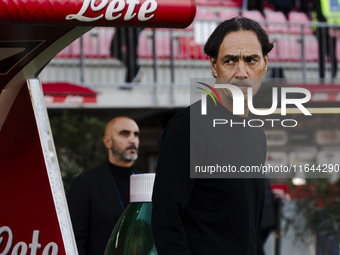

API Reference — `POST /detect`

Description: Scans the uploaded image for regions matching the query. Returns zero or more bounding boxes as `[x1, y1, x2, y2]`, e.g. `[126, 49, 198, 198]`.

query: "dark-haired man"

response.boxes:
[152, 17, 273, 255]
[68, 117, 139, 255]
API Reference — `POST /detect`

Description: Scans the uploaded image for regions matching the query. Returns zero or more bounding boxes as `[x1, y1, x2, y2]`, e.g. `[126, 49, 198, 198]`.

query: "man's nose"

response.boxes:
[129, 134, 138, 144]
[235, 61, 248, 79]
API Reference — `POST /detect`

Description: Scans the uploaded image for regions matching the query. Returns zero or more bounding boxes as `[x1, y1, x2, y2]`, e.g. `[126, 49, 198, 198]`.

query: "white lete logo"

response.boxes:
[66, 0, 158, 22]
[0, 226, 58, 255]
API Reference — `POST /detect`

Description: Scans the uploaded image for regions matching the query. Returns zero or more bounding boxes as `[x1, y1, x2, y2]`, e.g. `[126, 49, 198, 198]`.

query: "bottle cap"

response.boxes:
[130, 173, 155, 202]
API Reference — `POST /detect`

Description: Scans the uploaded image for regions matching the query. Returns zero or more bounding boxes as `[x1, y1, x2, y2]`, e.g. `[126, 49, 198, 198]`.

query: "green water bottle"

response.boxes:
[104, 173, 157, 255]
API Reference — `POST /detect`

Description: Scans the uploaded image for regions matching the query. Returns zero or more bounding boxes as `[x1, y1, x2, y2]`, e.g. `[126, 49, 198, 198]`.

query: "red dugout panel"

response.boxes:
[0, 81, 68, 255]
[0, 1, 196, 254]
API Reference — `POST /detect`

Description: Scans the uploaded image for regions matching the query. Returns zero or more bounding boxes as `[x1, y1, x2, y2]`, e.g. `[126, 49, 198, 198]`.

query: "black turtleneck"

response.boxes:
[108, 162, 134, 210]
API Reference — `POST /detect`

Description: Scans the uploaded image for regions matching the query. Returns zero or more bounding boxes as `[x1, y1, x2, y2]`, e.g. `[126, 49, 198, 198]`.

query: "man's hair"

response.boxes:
[204, 17, 274, 59]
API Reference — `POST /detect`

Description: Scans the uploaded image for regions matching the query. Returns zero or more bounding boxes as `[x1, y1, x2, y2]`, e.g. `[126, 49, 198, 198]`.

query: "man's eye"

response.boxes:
[248, 59, 257, 63]
[225, 59, 233, 64]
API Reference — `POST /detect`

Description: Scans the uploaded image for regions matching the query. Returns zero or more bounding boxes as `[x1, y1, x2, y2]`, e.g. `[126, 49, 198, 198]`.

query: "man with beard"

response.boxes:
[68, 116, 139, 255]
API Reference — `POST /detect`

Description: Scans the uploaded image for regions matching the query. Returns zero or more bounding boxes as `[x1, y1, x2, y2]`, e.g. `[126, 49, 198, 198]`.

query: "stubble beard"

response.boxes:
[111, 139, 138, 163]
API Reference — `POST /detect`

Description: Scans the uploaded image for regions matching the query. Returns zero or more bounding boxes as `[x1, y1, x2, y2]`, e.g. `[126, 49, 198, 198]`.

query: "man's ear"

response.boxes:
[210, 57, 218, 78]
[102, 136, 111, 149]
[262, 54, 268, 74]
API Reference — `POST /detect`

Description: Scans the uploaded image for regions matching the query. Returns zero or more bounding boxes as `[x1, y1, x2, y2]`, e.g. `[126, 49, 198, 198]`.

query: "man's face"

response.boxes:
[110, 119, 139, 163]
[210, 30, 268, 100]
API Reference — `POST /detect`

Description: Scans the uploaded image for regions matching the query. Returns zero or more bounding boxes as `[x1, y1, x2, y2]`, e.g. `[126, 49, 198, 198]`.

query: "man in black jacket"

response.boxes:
[152, 17, 273, 255]
[68, 116, 139, 255]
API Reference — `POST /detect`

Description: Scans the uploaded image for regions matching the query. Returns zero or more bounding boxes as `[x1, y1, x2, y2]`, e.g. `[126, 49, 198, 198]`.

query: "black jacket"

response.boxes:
[152, 101, 266, 255]
[67, 162, 129, 255]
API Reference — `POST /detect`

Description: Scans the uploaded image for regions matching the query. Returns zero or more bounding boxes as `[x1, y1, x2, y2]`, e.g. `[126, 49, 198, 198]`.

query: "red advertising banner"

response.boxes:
[0, 0, 196, 28]
[310, 91, 340, 102]
[42, 82, 97, 105]
[291, 84, 340, 102]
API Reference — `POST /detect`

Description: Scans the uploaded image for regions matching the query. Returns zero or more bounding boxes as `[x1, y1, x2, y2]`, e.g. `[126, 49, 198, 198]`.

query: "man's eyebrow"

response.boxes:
[222, 54, 261, 59]
[119, 130, 139, 135]
[244, 54, 261, 59]
[222, 54, 238, 59]
[119, 129, 131, 134]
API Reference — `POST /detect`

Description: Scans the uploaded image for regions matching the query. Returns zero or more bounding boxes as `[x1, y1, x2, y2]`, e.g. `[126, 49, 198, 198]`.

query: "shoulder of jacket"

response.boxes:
[75, 162, 109, 180]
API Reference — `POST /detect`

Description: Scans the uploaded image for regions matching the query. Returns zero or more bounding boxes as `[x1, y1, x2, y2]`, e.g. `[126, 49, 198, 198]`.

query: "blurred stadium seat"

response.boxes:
[196, 0, 218, 6]
[196, 0, 241, 7]
[179, 36, 208, 60]
[65, 33, 96, 58]
[242, 10, 266, 29]
[69, 38, 81, 58]
[288, 11, 313, 35]
[194, 9, 218, 44]
[276, 37, 301, 62]
[98, 28, 114, 58]
[304, 37, 318, 62]
[220, 0, 242, 7]
[156, 31, 171, 59]
[268, 40, 279, 62]
[242, 10, 265, 22]
[264, 10, 289, 34]
[196, 8, 217, 19]
[84, 33, 97, 58]
[218, 9, 240, 20]
[138, 31, 152, 59]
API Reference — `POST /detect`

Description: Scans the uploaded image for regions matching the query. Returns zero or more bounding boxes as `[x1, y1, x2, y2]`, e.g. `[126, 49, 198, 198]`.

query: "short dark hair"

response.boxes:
[204, 17, 274, 59]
